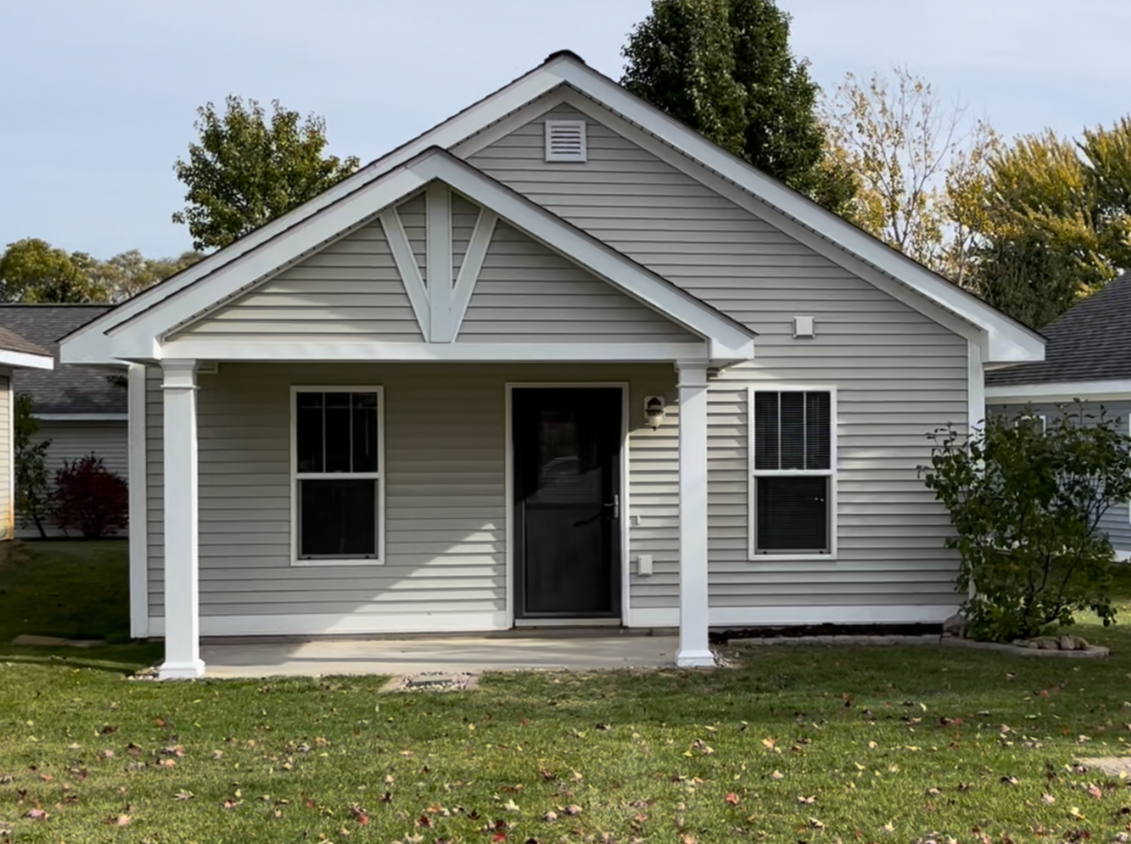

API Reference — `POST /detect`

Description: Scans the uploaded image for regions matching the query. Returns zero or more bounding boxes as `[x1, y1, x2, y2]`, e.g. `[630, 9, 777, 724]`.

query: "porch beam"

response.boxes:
[158, 359, 204, 680]
[676, 360, 713, 667]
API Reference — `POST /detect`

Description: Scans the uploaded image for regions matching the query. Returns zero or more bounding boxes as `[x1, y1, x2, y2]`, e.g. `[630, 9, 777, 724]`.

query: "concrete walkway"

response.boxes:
[200, 635, 680, 678]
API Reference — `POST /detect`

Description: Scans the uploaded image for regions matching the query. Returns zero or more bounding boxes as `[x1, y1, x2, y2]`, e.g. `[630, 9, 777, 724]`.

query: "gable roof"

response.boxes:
[986, 270, 1131, 397]
[63, 149, 754, 364]
[0, 306, 122, 414]
[0, 319, 54, 374]
[61, 50, 1041, 365]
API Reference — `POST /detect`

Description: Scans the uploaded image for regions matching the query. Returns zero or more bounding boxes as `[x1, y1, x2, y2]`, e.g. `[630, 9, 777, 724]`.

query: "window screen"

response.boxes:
[294, 390, 381, 560]
[752, 391, 832, 555]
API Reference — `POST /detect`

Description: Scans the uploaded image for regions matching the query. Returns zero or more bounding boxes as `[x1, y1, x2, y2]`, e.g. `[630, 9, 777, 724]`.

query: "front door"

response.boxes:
[512, 387, 622, 619]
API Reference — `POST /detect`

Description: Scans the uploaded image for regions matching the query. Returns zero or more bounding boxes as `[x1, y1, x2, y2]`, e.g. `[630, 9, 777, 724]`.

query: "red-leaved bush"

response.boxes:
[54, 455, 128, 538]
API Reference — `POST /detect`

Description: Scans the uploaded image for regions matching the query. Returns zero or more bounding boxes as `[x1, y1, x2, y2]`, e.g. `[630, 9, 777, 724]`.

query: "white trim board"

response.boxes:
[148, 611, 510, 638]
[987, 379, 1131, 403]
[0, 349, 54, 370]
[159, 340, 712, 363]
[34, 413, 128, 422]
[61, 151, 754, 366]
[127, 365, 148, 638]
[536, 604, 962, 629]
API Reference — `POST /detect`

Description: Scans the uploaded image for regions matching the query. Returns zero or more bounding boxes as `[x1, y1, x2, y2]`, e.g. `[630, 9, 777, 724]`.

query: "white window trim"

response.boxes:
[747, 385, 839, 562]
[289, 385, 386, 567]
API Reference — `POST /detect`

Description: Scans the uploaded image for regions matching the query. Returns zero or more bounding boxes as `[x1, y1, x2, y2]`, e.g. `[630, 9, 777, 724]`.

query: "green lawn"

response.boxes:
[3, 548, 1131, 841]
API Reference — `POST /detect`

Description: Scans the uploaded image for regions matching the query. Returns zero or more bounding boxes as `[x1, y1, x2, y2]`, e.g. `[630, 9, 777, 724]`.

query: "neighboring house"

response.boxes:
[987, 268, 1131, 558]
[61, 50, 1044, 679]
[0, 324, 55, 539]
[0, 306, 128, 537]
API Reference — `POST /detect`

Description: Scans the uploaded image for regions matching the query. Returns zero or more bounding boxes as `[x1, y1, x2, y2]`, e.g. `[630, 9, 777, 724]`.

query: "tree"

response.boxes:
[958, 119, 1131, 328]
[821, 67, 999, 279]
[90, 249, 205, 301]
[0, 238, 109, 303]
[14, 393, 53, 539]
[621, 0, 855, 212]
[172, 96, 360, 251]
[922, 405, 1131, 642]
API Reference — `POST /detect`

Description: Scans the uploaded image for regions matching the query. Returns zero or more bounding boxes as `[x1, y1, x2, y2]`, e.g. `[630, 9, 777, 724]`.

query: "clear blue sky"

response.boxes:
[2, 0, 1126, 259]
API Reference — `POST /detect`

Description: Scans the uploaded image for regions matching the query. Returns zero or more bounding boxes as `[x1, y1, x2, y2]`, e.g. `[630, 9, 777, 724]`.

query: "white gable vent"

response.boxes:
[545, 119, 587, 163]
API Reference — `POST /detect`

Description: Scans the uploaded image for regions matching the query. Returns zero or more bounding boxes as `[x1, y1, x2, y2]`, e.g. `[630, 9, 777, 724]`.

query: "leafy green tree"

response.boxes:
[621, 0, 855, 212]
[172, 96, 361, 251]
[958, 119, 1131, 327]
[0, 239, 109, 303]
[14, 393, 53, 539]
[922, 404, 1131, 642]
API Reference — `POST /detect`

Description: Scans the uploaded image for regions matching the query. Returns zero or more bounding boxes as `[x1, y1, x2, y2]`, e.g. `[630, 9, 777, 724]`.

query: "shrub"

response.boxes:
[14, 392, 54, 538]
[922, 403, 1131, 642]
[54, 455, 128, 539]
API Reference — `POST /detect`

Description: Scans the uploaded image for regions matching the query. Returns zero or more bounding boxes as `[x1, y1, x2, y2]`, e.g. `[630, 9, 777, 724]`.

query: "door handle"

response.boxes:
[603, 494, 620, 519]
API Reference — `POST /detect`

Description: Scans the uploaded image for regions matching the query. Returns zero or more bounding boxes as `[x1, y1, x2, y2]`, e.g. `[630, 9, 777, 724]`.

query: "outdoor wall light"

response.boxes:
[644, 396, 666, 430]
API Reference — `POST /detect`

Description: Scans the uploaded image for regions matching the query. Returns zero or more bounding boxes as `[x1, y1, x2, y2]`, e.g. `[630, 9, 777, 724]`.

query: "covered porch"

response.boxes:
[60, 152, 756, 679]
[148, 358, 717, 679]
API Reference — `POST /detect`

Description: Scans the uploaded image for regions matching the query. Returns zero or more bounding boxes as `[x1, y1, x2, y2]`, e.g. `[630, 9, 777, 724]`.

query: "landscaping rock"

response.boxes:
[942, 613, 967, 639]
[1073, 636, 1090, 650]
[1059, 635, 1076, 651]
[1035, 637, 1059, 650]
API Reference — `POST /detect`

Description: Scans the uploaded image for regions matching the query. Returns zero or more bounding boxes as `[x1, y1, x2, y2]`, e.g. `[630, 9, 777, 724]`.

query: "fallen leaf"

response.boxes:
[725, 793, 740, 805]
[797, 795, 816, 805]
[25, 808, 48, 821]
[1042, 793, 1056, 804]
[1000, 776, 1019, 786]
[175, 790, 194, 801]
[542, 810, 558, 822]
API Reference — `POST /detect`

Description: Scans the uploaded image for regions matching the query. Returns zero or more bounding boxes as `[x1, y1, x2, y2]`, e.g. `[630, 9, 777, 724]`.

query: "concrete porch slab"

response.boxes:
[200, 635, 681, 678]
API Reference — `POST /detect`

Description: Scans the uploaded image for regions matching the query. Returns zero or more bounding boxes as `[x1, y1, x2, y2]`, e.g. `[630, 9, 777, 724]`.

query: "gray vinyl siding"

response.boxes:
[0, 374, 11, 540]
[16, 419, 129, 538]
[469, 104, 968, 611]
[459, 221, 697, 344]
[146, 363, 677, 625]
[398, 192, 427, 285]
[993, 400, 1131, 553]
[175, 219, 423, 342]
[452, 194, 480, 281]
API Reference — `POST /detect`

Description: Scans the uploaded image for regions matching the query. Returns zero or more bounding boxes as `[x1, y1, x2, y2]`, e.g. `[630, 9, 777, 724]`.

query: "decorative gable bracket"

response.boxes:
[379, 184, 498, 343]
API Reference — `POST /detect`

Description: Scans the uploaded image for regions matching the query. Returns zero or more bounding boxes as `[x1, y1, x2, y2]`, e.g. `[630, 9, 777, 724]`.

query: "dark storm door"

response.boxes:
[513, 387, 622, 619]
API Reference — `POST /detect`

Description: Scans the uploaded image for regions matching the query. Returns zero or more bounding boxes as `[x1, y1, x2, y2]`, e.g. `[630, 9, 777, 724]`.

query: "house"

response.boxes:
[987, 268, 1131, 558]
[0, 306, 128, 536]
[60, 50, 1044, 679]
[0, 324, 55, 539]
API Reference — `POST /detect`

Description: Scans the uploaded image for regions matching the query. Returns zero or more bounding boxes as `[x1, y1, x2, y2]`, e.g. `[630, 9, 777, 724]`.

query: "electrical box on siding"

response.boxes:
[793, 316, 816, 338]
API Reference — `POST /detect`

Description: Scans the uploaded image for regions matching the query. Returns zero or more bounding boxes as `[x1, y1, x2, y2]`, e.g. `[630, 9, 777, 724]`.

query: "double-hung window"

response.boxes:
[749, 388, 836, 558]
[292, 387, 384, 564]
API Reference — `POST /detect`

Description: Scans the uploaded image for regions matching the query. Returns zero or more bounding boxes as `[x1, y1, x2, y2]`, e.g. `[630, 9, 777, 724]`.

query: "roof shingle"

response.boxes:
[0, 306, 125, 415]
[986, 270, 1131, 387]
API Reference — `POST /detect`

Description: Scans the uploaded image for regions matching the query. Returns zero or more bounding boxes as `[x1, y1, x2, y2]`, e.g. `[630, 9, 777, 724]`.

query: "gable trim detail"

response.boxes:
[378, 206, 430, 339]
[62, 150, 754, 364]
[451, 208, 498, 340]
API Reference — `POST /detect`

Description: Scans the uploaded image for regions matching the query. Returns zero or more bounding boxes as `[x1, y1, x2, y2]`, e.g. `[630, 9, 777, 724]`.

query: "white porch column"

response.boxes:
[158, 360, 204, 680]
[676, 360, 713, 667]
